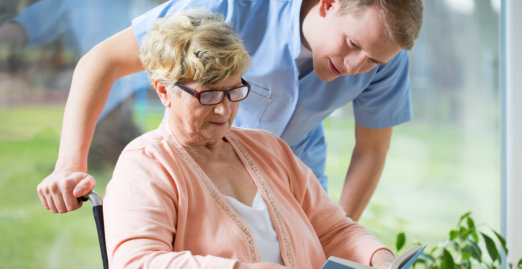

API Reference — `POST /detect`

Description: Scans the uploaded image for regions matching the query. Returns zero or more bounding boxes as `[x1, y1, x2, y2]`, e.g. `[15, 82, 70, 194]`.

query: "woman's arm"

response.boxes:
[278, 135, 391, 265]
[37, 27, 144, 213]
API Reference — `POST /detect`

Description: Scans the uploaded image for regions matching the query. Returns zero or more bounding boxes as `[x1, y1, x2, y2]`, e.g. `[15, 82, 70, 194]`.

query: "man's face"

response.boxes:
[308, 3, 402, 82]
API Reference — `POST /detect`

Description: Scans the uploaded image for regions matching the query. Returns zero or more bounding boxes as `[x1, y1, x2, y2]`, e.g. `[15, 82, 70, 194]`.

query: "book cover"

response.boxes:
[322, 245, 426, 269]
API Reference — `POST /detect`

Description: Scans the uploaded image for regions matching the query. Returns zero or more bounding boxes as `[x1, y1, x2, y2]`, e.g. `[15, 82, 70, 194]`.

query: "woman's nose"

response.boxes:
[213, 97, 231, 115]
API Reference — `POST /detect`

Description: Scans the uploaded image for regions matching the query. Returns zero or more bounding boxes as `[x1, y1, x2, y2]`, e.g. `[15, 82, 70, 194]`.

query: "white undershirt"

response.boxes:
[224, 191, 284, 265]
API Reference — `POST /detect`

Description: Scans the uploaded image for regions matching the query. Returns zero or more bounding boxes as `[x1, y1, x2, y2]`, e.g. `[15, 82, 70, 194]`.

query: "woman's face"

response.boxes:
[167, 75, 242, 146]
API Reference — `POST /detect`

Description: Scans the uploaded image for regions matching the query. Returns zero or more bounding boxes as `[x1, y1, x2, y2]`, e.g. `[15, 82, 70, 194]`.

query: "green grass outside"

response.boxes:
[0, 104, 500, 267]
[324, 113, 500, 248]
[0, 105, 104, 268]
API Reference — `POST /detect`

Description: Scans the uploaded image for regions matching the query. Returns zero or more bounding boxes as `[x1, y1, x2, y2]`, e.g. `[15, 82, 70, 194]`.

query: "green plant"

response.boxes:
[396, 212, 522, 269]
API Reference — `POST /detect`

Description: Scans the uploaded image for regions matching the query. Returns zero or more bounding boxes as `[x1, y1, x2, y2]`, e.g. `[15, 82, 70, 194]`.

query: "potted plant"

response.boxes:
[396, 212, 522, 269]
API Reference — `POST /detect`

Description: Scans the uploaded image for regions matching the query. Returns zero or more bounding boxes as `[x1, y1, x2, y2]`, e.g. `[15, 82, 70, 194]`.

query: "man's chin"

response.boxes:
[315, 70, 337, 82]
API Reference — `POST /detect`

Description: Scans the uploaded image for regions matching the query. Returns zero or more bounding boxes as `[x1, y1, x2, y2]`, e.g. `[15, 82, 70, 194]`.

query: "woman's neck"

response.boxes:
[183, 138, 227, 157]
[167, 120, 228, 156]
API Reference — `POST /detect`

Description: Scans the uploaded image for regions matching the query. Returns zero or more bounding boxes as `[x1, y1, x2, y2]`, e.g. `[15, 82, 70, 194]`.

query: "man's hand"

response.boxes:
[37, 171, 96, 213]
[371, 249, 395, 269]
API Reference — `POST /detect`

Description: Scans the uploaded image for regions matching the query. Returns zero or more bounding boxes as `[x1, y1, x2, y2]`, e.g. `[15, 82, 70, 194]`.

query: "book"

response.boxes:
[322, 245, 426, 269]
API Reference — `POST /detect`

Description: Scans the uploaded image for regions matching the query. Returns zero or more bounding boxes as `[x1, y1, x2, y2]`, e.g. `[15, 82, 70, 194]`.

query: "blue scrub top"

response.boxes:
[132, 0, 412, 190]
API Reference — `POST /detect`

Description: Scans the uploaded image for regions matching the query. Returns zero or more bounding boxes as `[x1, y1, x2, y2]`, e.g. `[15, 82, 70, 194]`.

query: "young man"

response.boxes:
[37, 0, 423, 221]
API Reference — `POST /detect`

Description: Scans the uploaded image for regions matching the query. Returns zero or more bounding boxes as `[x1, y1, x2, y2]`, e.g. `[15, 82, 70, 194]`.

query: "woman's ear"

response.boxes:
[153, 80, 172, 108]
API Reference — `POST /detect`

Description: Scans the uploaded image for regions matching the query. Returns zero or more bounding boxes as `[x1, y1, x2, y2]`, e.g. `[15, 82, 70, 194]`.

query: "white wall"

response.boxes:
[503, 0, 522, 264]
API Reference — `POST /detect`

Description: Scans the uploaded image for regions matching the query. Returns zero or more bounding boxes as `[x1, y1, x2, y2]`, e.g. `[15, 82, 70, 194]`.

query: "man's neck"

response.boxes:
[300, 0, 320, 51]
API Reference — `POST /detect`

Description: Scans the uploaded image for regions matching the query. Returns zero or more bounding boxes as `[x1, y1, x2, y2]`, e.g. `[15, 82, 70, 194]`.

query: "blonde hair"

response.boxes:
[140, 9, 250, 86]
[339, 0, 423, 50]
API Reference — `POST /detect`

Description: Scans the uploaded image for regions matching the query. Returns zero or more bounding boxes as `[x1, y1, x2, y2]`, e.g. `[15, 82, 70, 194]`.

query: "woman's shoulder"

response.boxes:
[120, 128, 170, 156]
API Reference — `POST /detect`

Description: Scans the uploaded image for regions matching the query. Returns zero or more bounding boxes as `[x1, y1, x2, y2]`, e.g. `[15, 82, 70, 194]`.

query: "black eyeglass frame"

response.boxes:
[174, 78, 251, 106]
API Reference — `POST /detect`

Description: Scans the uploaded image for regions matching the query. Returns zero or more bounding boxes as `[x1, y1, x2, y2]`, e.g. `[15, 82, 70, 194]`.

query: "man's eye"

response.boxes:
[350, 40, 359, 49]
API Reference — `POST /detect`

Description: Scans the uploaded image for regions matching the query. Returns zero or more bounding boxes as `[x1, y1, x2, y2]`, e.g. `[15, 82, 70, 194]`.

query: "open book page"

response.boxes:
[322, 245, 426, 269]
[392, 245, 426, 269]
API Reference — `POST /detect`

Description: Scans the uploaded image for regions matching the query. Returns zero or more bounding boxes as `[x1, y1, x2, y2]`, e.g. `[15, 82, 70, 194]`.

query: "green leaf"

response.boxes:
[459, 259, 471, 268]
[450, 230, 459, 240]
[416, 253, 436, 269]
[415, 257, 427, 263]
[467, 217, 476, 231]
[442, 249, 455, 269]
[481, 232, 500, 262]
[429, 245, 438, 255]
[493, 230, 508, 255]
[461, 251, 471, 260]
[517, 258, 522, 268]
[461, 244, 473, 260]
[462, 259, 471, 268]
[396, 232, 406, 251]
[459, 212, 472, 226]
[459, 226, 469, 240]
[471, 230, 479, 243]
[449, 240, 461, 252]
[467, 239, 482, 261]
[420, 253, 436, 262]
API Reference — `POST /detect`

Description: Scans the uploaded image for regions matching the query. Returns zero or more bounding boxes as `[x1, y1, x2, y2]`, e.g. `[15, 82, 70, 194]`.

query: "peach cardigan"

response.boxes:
[104, 122, 388, 268]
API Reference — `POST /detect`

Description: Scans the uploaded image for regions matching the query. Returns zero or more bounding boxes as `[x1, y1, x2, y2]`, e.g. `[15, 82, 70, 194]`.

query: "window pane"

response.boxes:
[0, 1, 164, 268]
[326, 0, 500, 247]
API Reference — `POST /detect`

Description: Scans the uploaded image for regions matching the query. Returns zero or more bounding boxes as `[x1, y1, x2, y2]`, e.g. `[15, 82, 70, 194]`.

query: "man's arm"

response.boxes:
[339, 124, 393, 221]
[37, 27, 144, 214]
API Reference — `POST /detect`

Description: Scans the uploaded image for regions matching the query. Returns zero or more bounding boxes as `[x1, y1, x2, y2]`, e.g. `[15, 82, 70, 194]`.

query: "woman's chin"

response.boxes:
[203, 127, 228, 142]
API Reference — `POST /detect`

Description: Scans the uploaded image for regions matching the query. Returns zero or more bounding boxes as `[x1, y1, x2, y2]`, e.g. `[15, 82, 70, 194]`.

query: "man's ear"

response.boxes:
[153, 80, 172, 108]
[319, 0, 336, 17]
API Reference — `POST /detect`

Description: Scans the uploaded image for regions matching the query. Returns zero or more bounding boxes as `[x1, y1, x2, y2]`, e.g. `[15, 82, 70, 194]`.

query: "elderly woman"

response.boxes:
[103, 9, 395, 269]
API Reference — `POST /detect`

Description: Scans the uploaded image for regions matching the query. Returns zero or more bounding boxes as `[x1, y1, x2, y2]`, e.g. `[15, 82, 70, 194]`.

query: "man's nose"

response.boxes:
[344, 51, 368, 75]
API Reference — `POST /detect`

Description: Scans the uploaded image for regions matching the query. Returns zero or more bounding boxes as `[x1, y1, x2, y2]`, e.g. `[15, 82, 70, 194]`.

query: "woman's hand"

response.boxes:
[234, 262, 287, 269]
[370, 249, 395, 269]
[37, 170, 96, 213]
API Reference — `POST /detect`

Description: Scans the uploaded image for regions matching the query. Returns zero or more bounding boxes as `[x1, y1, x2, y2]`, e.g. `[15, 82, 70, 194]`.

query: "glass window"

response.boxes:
[0, 0, 503, 267]
[326, 0, 501, 247]
[0, 1, 163, 268]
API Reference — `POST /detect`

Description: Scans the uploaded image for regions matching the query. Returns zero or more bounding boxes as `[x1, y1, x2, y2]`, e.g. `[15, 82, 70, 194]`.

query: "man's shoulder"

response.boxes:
[374, 50, 409, 77]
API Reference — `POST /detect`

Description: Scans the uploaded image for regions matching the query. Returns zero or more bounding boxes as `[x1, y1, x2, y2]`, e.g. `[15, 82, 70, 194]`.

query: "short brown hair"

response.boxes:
[140, 9, 250, 85]
[339, 0, 423, 50]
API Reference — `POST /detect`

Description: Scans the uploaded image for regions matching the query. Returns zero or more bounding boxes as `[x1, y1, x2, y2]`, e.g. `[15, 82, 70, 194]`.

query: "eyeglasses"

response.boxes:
[174, 78, 251, 106]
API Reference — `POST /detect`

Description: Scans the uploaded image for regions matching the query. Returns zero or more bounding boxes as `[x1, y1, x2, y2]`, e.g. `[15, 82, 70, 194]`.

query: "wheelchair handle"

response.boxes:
[77, 190, 103, 206]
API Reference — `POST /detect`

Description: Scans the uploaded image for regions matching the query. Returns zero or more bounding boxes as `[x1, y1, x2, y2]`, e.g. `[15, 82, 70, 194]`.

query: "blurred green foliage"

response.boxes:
[396, 212, 522, 269]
